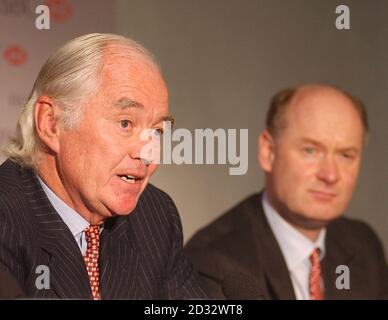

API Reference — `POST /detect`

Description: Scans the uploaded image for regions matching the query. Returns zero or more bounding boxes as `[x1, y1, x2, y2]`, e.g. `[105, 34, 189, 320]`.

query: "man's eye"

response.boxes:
[151, 128, 163, 136]
[341, 152, 355, 160]
[303, 146, 316, 155]
[119, 120, 131, 129]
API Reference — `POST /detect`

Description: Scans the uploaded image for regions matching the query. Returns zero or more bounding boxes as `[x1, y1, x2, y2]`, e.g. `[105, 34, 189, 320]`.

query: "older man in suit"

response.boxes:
[0, 33, 206, 299]
[185, 84, 388, 299]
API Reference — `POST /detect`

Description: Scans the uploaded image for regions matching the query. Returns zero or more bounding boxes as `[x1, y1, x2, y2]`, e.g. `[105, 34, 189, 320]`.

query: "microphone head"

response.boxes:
[222, 272, 264, 300]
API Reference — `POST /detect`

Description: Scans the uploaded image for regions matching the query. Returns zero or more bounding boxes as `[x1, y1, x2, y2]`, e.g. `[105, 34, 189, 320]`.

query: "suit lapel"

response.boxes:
[253, 194, 296, 299]
[99, 215, 140, 299]
[21, 168, 92, 299]
[20, 165, 142, 299]
[322, 226, 355, 299]
[246, 193, 361, 300]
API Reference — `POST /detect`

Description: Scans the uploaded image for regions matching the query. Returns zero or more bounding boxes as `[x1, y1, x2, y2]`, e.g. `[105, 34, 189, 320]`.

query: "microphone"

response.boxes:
[221, 272, 264, 300]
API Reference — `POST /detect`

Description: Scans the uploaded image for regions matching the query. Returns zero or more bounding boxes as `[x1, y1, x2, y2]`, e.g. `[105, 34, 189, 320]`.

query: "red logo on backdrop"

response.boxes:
[3, 45, 28, 66]
[44, 0, 73, 23]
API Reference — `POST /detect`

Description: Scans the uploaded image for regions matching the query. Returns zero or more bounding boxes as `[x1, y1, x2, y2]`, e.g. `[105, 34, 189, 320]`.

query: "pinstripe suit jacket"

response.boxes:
[0, 159, 206, 299]
[0, 268, 24, 298]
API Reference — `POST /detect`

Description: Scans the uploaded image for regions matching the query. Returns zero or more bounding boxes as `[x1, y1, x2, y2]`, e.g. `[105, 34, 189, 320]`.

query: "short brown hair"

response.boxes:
[266, 85, 369, 138]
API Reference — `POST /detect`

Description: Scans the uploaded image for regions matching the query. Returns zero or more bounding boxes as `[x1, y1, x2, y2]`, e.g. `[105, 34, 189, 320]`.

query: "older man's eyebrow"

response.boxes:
[114, 97, 175, 126]
[114, 97, 144, 110]
[159, 115, 175, 125]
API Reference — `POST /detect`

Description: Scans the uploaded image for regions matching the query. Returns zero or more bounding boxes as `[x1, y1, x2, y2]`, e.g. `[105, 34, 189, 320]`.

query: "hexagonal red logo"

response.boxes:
[3, 45, 28, 66]
[44, 0, 73, 23]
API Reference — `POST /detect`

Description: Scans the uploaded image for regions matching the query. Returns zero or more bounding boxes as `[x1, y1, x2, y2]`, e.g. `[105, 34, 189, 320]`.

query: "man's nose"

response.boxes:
[316, 155, 340, 185]
[128, 129, 160, 165]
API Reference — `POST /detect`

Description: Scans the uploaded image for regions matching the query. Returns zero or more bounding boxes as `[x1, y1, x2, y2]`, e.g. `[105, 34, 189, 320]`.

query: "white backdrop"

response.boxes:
[0, 0, 115, 162]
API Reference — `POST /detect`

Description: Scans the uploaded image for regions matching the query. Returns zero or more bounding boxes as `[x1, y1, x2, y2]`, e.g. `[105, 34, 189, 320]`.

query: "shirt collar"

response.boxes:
[36, 173, 90, 237]
[262, 192, 326, 271]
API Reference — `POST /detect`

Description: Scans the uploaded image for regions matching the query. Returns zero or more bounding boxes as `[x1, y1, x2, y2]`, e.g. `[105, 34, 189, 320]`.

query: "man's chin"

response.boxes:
[103, 197, 139, 216]
[112, 203, 138, 216]
[299, 209, 342, 228]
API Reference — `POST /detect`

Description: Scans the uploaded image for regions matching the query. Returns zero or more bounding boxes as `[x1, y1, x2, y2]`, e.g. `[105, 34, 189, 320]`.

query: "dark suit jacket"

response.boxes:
[184, 193, 388, 299]
[0, 159, 206, 299]
[0, 268, 24, 299]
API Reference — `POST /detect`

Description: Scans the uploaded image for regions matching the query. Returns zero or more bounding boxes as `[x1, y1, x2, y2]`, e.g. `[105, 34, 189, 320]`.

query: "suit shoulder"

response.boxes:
[0, 161, 28, 218]
[184, 194, 262, 287]
[0, 160, 25, 195]
[330, 216, 379, 236]
[131, 183, 180, 228]
[142, 183, 175, 203]
[328, 216, 384, 249]
[186, 193, 261, 248]
[139, 183, 177, 212]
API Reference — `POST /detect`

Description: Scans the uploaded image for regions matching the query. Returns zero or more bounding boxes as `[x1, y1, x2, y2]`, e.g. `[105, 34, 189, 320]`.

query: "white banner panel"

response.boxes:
[0, 0, 115, 163]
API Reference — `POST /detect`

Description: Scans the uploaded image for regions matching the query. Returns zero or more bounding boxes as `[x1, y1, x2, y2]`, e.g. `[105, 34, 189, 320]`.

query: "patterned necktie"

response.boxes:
[309, 248, 324, 300]
[84, 225, 101, 300]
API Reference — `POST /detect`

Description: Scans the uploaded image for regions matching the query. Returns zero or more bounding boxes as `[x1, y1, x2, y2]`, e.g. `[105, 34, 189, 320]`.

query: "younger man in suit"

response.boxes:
[185, 84, 388, 299]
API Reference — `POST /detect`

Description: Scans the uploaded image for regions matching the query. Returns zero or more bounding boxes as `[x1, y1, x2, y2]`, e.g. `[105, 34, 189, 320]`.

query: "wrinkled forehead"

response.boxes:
[99, 47, 168, 104]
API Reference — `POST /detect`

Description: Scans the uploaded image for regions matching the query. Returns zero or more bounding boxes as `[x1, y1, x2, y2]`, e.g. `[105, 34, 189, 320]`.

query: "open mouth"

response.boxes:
[118, 174, 140, 184]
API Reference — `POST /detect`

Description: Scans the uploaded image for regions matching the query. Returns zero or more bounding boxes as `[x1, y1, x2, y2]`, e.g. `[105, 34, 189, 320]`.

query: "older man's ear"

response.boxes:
[258, 130, 275, 173]
[34, 96, 61, 154]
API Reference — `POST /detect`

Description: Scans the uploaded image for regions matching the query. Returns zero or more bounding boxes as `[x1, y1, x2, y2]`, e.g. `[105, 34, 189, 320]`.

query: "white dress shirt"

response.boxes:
[262, 192, 326, 300]
[36, 174, 99, 256]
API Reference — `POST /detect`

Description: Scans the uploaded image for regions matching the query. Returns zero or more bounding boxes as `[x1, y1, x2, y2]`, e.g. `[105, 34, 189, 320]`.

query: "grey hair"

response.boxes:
[2, 33, 160, 168]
